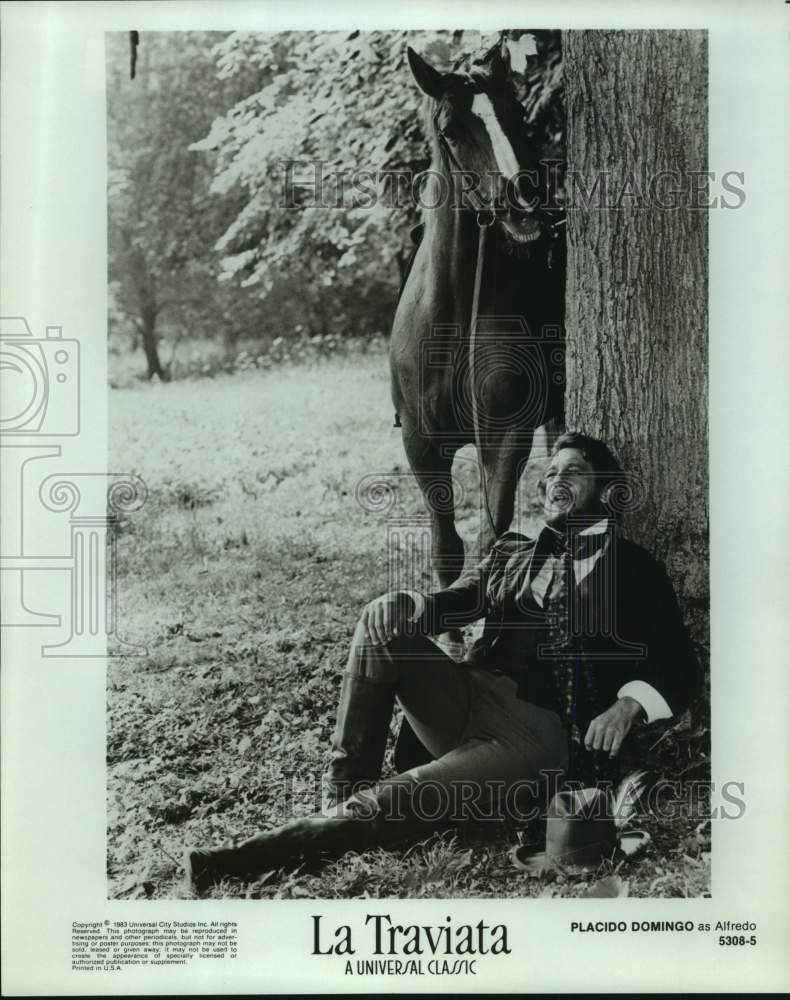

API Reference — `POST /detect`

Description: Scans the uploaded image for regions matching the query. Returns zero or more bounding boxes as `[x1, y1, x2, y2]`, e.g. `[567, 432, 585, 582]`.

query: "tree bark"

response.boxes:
[564, 31, 708, 650]
[127, 244, 169, 381]
[139, 304, 168, 381]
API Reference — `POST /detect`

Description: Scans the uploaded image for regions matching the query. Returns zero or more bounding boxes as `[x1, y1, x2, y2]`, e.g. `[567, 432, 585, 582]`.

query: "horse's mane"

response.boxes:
[415, 96, 447, 230]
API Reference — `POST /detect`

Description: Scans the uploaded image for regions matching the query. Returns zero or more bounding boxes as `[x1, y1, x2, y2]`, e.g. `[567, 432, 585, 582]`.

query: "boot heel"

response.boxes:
[185, 847, 218, 895]
[184, 845, 256, 895]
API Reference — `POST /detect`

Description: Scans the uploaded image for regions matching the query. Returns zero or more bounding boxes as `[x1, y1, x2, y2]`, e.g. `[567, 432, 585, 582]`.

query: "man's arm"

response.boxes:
[398, 558, 490, 636]
[397, 532, 531, 636]
[627, 553, 702, 719]
[359, 547, 495, 646]
[586, 549, 702, 755]
[616, 680, 672, 724]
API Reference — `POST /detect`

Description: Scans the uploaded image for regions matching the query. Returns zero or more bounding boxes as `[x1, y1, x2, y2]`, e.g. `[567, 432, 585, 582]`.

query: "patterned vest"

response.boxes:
[541, 539, 619, 787]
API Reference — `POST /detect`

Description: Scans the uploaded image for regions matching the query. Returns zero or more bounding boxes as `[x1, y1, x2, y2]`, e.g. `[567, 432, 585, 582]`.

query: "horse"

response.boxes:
[390, 40, 566, 643]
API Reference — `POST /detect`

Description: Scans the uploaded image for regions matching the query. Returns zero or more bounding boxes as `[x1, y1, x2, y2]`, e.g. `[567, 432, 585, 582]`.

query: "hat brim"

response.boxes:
[618, 828, 651, 857]
[510, 829, 650, 872]
[509, 845, 557, 872]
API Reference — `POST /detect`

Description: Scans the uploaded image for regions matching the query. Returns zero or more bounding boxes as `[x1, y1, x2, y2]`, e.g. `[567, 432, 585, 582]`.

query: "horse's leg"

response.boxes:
[401, 432, 464, 589]
[400, 429, 466, 658]
[475, 428, 535, 560]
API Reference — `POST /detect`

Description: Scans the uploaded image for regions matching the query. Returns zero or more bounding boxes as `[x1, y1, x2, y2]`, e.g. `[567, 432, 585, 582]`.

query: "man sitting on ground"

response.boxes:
[187, 432, 700, 891]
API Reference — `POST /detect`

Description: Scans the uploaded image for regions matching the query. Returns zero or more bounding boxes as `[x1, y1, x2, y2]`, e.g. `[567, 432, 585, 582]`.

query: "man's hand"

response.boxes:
[360, 592, 416, 646]
[584, 696, 644, 758]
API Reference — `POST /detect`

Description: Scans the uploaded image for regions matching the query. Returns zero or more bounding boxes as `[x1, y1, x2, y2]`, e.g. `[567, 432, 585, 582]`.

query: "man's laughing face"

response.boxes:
[542, 447, 601, 527]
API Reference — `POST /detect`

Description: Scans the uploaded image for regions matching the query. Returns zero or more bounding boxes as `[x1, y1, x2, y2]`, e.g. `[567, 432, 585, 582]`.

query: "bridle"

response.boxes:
[434, 126, 566, 240]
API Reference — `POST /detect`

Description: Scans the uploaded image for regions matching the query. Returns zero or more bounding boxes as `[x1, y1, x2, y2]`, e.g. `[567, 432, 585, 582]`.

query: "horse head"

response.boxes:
[407, 41, 553, 246]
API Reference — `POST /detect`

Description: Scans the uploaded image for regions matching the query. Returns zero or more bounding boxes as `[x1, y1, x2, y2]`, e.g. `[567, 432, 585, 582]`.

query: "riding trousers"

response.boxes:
[338, 622, 569, 828]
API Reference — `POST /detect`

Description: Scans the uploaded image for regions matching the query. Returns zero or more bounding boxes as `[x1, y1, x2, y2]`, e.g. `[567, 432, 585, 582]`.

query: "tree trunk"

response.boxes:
[222, 325, 240, 360]
[125, 240, 169, 381]
[140, 303, 168, 381]
[564, 31, 708, 651]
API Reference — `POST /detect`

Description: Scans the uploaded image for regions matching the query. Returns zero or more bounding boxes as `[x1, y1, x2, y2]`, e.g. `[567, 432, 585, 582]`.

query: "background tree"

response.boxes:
[106, 31, 264, 379]
[564, 31, 709, 660]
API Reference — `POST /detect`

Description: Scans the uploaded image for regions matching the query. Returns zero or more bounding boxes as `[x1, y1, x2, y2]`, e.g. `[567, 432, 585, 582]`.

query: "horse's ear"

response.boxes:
[407, 46, 445, 99]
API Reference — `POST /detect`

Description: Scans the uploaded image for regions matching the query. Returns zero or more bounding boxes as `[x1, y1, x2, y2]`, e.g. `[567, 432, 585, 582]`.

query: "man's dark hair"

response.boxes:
[550, 431, 624, 493]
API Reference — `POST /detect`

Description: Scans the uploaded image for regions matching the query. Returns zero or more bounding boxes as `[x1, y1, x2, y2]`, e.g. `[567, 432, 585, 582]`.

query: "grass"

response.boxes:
[108, 345, 710, 900]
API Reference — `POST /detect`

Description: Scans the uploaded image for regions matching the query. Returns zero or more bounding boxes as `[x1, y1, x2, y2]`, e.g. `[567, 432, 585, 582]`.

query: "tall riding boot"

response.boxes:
[186, 812, 380, 894]
[324, 673, 395, 808]
[186, 776, 451, 894]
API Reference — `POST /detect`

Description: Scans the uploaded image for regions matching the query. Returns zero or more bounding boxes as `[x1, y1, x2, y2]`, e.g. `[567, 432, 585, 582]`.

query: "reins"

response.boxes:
[442, 149, 562, 543]
[468, 213, 497, 540]
[423, 130, 566, 545]
[435, 128, 566, 235]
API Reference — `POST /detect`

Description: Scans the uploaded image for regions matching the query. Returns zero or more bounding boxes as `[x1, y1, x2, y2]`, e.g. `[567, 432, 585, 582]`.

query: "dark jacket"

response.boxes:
[417, 527, 701, 732]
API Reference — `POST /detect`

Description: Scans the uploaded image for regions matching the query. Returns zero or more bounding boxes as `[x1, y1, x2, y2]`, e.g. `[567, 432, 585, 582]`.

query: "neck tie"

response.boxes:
[546, 525, 608, 562]
[544, 546, 578, 742]
[543, 540, 612, 786]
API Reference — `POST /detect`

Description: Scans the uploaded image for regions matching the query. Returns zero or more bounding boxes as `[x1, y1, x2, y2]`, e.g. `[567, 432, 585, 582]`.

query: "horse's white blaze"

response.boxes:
[471, 92, 521, 181]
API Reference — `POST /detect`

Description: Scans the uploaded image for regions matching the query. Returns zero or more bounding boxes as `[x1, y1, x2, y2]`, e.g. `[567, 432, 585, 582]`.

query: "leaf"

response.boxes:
[694, 819, 711, 848]
[447, 849, 473, 872]
[523, 863, 555, 881]
[582, 875, 629, 898]
[612, 769, 655, 829]
[115, 872, 142, 896]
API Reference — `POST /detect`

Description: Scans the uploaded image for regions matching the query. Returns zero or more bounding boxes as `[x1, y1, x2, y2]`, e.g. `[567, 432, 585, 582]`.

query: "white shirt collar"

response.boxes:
[542, 516, 611, 539]
[578, 517, 610, 536]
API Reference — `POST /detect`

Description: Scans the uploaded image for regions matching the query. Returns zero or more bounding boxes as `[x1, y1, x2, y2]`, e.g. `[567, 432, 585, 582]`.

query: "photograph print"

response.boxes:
[106, 27, 712, 901]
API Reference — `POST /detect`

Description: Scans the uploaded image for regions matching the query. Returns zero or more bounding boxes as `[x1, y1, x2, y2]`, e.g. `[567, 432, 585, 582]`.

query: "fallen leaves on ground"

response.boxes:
[109, 350, 711, 900]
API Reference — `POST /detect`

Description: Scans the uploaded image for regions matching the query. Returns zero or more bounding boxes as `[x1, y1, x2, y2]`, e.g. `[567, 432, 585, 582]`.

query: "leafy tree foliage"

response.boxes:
[107, 29, 562, 380]
[196, 29, 561, 301]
